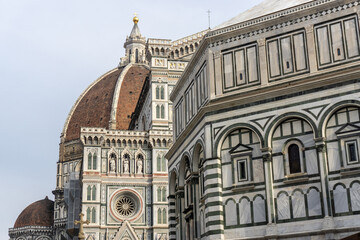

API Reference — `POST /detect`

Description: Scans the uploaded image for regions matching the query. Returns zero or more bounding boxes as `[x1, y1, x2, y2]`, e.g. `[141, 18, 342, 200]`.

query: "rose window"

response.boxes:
[115, 196, 136, 217]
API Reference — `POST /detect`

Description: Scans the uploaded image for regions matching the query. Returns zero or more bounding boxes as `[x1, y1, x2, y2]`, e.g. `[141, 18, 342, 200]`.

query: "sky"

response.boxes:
[0, 0, 263, 238]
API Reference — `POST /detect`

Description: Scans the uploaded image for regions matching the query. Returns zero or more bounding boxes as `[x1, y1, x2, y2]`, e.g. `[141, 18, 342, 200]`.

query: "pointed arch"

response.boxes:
[92, 152, 97, 170]
[162, 187, 167, 202]
[161, 154, 166, 172]
[162, 208, 167, 223]
[91, 208, 96, 223]
[160, 86, 165, 99]
[86, 208, 91, 222]
[156, 105, 160, 118]
[156, 86, 160, 99]
[157, 153, 162, 172]
[157, 187, 162, 202]
[88, 152, 92, 170]
[161, 105, 165, 119]
[92, 186, 96, 200]
[158, 208, 162, 224]
[87, 185, 91, 200]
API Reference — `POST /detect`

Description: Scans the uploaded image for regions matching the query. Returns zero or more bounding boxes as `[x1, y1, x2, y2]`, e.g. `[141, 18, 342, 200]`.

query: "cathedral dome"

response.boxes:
[63, 64, 150, 142]
[14, 196, 54, 228]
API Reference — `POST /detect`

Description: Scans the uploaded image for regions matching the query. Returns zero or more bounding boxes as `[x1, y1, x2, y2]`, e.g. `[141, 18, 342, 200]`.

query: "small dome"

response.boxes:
[14, 196, 54, 228]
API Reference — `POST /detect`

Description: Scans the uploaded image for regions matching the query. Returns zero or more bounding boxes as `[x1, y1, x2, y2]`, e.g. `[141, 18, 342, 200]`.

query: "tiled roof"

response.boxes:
[64, 65, 150, 141]
[14, 197, 54, 228]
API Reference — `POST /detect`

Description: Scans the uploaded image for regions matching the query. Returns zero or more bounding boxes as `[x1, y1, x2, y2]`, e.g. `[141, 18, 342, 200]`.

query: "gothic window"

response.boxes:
[86, 208, 91, 222]
[157, 155, 161, 172]
[156, 86, 160, 99]
[288, 144, 301, 174]
[92, 153, 97, 170]
[162, 208, 167, 223]
[162, 187, 167, 202]
[162, 156, 166, 172]
[157, 187, 161, 202]
[87, 186, 91, 200]
[88, 153, 92, 170]
[92, 186, 96, 200]
[160, 86, 165, 99]
[158, 208, 162, 224]
[161, 105, 165, 119]
[91, 208, 96, 223]
[156, 105, 160, 118]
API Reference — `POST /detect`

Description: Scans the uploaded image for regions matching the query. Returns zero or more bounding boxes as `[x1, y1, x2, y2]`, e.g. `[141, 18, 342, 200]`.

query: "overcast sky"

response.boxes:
[0, 0, 263, 238]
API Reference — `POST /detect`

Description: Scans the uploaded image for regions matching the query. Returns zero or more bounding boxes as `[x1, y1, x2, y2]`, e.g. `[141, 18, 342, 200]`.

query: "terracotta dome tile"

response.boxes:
[14, 197, 54, 228]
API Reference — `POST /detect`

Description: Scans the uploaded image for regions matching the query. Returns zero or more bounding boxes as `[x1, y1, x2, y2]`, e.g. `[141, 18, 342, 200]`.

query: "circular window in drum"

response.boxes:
[115, 196, 136, 217]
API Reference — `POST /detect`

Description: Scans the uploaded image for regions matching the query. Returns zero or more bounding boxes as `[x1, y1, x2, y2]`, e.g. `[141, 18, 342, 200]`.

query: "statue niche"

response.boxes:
[136, 154, 144, 174]
[123, 153, 130, 174]
[109, 153, 117, 173]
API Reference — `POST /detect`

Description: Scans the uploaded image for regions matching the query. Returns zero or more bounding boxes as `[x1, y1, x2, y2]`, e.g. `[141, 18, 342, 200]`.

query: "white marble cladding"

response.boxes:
[171, 29, 208, 47]
[81, 127, 148, 137]
[207, 0, 333, 37]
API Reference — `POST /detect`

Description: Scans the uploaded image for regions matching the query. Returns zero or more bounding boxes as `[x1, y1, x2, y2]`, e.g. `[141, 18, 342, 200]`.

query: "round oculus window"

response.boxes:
[110, 190, 142, 221]
[115, 196, 136, 217]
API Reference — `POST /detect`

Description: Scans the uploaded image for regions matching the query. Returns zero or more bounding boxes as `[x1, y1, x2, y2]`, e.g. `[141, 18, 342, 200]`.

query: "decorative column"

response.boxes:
[262, 147, 278, 239]
[315, 137, 332, 217]
[191, 174, 200, 239]
[315, 137, 335, 238]
[203, 157, 225, 240]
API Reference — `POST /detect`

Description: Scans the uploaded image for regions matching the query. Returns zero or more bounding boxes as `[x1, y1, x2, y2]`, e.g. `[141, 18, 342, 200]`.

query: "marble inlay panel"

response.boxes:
[334, 185, 349, 214]
[292, 191, 306, 218]
[225, 200, 238, 226]
[350, 182, 360, 211]
[253, 196, 266, 223]
[277, 193, 290, 220]
[307, 188, 322, 216]
[239, 198, 251, 224]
